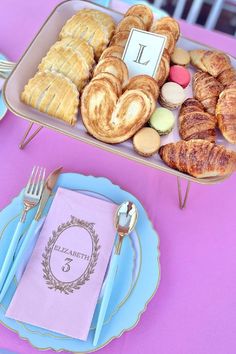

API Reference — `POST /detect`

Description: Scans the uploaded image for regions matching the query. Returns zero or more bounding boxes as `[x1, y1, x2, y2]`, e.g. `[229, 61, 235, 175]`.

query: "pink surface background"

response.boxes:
[0, 1, 236, 353]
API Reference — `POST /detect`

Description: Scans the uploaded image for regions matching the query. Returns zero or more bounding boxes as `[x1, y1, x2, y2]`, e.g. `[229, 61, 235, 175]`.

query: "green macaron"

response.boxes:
[149, 107, 175, 135]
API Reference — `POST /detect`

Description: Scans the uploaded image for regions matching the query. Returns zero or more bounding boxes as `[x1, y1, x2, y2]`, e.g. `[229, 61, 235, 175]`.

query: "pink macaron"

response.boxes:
[169, 65, 191, 88]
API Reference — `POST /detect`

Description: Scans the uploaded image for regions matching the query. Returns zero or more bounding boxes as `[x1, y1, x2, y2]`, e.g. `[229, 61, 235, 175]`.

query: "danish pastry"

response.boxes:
[124, 4, 153, 30]
[179, 98, 216, 142]
[51, 37, 95, 67]
[150, 17, 180, 41]
[99, 45, 124, 61]
[124, 74, 159, 100]
[59, 9, 115, 59]
[159, 139, 236, 178]
[21, 71, 79, 125]
[81, 82, 154, 143]
[38, 46, 90, 90]
[115, 15, 145, 33]
[93, 57, 129, 87]
[193, 71, 224, 115]
[216, 84, 236, 144]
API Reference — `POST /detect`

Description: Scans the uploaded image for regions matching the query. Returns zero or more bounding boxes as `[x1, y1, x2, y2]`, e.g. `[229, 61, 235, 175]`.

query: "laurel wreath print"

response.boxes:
[41, 215, 101, 295]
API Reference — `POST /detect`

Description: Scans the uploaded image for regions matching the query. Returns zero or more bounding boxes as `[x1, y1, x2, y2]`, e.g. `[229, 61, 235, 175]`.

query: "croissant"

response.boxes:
[193, 71, 224, 115]
[216, 83, 236, 144]
[159, 139, 236, 178]
[179, 98, 216, 142]
[217, 68, 236, 87]
[190, 50, 231, 77]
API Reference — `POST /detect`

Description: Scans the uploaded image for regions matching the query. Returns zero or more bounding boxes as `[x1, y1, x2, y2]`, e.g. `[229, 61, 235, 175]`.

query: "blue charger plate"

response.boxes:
[0, 173, 160, 352]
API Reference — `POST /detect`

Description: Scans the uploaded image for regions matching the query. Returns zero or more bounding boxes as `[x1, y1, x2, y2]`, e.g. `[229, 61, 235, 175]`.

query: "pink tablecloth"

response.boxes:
[0, 1, 236, 354]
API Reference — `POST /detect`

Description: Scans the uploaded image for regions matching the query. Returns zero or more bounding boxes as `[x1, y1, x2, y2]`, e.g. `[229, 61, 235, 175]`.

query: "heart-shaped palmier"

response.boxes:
[81, 81, 154, 143]
[93, 57, 129, 87]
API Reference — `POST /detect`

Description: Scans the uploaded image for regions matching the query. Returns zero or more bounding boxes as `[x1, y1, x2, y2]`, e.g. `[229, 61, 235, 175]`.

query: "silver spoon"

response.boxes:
[93, 201, 138, 346]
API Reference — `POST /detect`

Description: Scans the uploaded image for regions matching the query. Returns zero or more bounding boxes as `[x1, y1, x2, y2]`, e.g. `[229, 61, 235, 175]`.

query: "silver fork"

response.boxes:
[0, 166, 46, 290]
[21, 166, 46, 221]
[0, 60, 15, 71]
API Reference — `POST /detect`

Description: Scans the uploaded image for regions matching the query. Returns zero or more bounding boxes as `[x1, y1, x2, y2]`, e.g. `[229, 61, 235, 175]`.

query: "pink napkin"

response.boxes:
[6, 187, 117, 340]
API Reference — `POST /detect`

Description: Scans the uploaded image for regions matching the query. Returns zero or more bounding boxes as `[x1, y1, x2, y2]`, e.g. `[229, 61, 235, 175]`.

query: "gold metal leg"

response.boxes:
[177, 177, 191, 209]
[19, 122, 43, 149]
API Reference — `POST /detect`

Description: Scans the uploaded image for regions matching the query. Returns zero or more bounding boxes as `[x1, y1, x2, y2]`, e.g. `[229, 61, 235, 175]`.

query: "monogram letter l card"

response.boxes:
[6, 188, 117, 341]
[122, 28, 166, 78]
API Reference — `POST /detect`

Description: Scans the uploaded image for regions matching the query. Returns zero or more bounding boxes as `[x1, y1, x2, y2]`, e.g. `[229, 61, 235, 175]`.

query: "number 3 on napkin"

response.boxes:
[122, 29, 166, 78]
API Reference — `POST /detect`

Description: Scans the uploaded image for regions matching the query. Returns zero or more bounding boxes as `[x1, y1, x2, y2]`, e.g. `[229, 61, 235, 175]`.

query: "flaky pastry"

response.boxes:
[38, 46, 90, 90]
[154, 49, 170, 87]
[99, 45, 124, 61]
[124, 74, 159, 100]
[93, 57, 129, 87]
[124, 4, 153, 30]
[193, 71, 223, 115]
[159, 139, 236, 178]
[151, 17, 180, 41]
[109, 31, 130, 48]
[179, 98, 217, 143]
[21, 71, 79, 125]
[216, 84, 236, 144]
[91, 72, 122, 97]
[115, 15, 145, 33]
[81, 81, 154, 143]
[51, 37, 95, 67]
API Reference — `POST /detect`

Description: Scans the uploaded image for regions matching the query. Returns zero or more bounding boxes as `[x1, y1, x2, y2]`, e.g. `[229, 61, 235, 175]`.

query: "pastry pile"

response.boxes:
[159, 48, 236, 178]
[81, 5, 158, 144]
[21, 9, 115, 124]
[20, 3, 236, 179]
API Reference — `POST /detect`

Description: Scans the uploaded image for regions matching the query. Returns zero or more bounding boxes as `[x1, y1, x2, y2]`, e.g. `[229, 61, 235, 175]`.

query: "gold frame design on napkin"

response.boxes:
[42, 215, 100, 295]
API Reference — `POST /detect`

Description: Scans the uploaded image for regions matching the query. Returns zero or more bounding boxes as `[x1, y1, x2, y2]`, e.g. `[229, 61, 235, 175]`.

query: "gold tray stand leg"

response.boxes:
[19, 122, 43, 149]
[18, 123, 191, 210]
[177, 177, 191, 209]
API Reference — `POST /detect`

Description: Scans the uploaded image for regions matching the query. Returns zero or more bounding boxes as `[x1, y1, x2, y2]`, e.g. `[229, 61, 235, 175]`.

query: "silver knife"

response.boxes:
[0, 167, 63, 302]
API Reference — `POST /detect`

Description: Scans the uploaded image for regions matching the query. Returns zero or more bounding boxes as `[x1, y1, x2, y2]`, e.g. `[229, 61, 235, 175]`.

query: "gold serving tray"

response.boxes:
[3, 0, 236, 185]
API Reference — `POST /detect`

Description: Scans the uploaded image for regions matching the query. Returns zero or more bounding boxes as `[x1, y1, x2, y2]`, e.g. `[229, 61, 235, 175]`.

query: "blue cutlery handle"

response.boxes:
[93, 254, 119, 346]
[0, 221, 25, 291]
[0, 220, 39, 303]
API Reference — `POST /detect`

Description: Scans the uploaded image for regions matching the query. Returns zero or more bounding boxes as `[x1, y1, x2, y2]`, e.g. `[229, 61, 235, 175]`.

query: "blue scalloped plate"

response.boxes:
[0, 173, 160, 352]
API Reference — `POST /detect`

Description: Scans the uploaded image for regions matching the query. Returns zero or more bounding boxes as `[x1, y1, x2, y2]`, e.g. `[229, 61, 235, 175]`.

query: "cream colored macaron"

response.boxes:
[133, 127, 161, 157]
[171, 47, 190, 66]
[159, 82, 186, 110]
